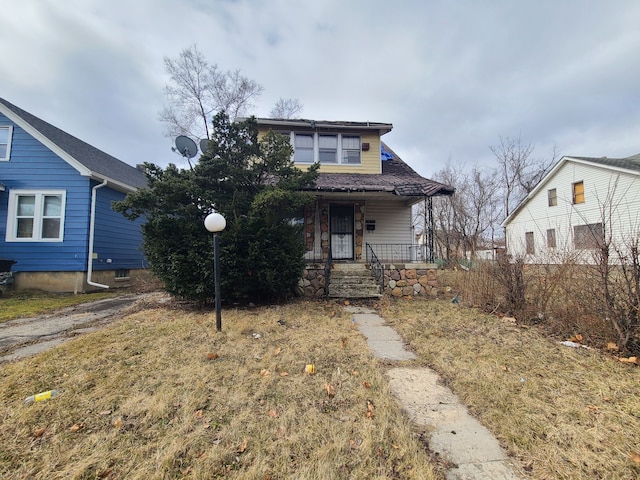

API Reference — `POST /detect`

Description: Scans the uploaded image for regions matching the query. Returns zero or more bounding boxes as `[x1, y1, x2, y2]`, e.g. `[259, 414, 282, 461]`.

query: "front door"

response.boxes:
[330, 205, 354, 260]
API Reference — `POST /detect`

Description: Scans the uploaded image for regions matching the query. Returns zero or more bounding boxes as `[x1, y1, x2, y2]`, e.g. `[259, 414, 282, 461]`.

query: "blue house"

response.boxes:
[0, 98, 148, 293]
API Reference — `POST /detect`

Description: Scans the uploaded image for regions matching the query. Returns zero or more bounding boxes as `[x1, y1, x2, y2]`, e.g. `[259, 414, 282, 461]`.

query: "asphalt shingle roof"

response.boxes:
[309, 142, 454, 198]
[570, 153, 640, 173]
[0, 98, 147, 190]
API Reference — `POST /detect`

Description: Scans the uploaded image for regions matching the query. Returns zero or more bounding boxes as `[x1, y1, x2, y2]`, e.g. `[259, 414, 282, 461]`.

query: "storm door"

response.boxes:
[330, 205, 354, 260]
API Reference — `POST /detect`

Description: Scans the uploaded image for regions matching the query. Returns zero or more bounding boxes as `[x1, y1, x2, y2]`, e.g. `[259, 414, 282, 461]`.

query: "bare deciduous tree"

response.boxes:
[269, 98, 304, 119]
[159, 44, 263, 141]
[490, 135, 556, 218]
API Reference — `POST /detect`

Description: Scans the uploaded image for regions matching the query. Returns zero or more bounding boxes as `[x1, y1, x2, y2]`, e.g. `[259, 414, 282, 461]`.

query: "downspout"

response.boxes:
[87, 180, 110, 289]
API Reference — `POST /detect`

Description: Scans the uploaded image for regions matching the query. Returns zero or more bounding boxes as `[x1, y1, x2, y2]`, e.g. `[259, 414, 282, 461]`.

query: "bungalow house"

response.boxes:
[502, 153, 640, 264]
[254, 118, 454, 297]
[0, 98, 148, 293]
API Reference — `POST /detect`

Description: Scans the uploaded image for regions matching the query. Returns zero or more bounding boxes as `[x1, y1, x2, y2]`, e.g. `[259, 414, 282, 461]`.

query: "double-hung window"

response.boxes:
[6, 190, 66, 241]
[292, 133, 361, 165]
[0, 125, 13, 161]
[294, 134, 314, 163]
[342, 136, 361, 164]
[318, 135, 337, 163]
[572, 181, 585, 204]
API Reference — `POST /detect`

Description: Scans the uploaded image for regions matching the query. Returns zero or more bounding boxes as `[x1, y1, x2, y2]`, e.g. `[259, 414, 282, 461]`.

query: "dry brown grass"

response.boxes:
[0, 298, 439, 480]
[382, 297, 640, 480]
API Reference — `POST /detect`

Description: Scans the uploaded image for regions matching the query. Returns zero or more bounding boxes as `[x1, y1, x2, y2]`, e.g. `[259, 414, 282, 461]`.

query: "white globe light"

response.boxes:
[204, 212, 226, 233]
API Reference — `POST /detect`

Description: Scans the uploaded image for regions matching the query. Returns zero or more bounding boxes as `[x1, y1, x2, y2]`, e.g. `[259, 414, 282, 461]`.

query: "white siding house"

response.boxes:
[502, 153, 640, 264]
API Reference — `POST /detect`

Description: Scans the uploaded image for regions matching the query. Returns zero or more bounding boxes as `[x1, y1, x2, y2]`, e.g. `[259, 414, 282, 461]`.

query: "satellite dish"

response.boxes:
[199, 138, 209, 153]
[175, 136, 198, 159]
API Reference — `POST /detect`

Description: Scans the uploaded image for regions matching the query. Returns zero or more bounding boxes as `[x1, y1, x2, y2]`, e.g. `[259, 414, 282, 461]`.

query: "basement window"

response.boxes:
[115, 269, 130, 281]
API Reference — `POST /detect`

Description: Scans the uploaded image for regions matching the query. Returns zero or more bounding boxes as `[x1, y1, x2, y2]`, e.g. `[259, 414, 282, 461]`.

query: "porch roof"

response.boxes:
[305, 143, 454, 198]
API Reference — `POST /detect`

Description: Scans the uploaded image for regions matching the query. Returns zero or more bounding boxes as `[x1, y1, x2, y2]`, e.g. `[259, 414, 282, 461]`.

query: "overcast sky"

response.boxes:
[2, 0, 639, 179]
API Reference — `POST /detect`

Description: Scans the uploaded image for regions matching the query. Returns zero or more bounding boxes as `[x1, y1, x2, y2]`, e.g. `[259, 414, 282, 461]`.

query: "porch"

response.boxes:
[299, 243, 440, 299]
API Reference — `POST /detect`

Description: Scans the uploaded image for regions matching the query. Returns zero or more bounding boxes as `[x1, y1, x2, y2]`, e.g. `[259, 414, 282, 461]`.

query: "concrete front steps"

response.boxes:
[328, 263, 382, 299]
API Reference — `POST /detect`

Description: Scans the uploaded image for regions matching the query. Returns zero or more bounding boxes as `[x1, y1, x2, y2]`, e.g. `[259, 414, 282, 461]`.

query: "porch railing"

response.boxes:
[366, 243, 384, 290]
[365, 244, 428, 263]
[323, 246, 332, 298]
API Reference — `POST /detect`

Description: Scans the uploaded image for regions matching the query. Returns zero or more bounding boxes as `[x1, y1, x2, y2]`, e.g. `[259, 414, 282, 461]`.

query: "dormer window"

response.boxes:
[342, 136, 361, 164]
[292, 132, 361, 165]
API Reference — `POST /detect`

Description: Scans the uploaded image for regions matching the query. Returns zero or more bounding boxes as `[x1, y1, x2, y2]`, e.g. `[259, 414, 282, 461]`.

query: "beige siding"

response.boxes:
[505, 160, 640, 263]
[363, 200, 413, 245]
[257, 127, 382, 174]
[317, 133, 381, 174]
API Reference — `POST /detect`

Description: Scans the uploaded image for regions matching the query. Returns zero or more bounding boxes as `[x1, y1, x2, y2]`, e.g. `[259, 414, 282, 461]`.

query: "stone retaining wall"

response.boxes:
[382, 263, 439, 297]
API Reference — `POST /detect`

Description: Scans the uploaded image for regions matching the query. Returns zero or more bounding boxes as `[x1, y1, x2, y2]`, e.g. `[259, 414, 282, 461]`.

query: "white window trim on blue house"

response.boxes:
[0, 125, 13, 161]
[6, 189, 66, 242]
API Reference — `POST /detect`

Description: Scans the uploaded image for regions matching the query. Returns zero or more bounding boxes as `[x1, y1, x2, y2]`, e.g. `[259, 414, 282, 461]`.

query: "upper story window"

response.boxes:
[548, 188, 557, 206]
[292, 132, 361, 165]
[572, 181, 585, 204]
[0, 125, 13, 161]
[6, 190, 66, 242]
[318, 135, 337, 163]
[342, 136, 361, 164]
[294, 134, 314, 163]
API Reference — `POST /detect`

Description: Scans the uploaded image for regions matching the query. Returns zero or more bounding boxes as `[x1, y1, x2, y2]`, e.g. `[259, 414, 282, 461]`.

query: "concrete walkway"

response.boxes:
[346, 305, 524, 480]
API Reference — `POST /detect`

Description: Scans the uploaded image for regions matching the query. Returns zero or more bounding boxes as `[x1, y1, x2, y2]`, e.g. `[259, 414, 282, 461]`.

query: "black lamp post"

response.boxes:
[204, 212, 226, 331]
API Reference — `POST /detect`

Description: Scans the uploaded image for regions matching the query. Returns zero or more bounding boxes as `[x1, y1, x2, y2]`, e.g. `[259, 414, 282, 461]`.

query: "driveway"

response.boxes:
[0, 292, 162, 363]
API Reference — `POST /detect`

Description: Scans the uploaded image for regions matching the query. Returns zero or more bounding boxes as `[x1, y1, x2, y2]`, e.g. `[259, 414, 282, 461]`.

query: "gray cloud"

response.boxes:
[1, 0, 639, 179]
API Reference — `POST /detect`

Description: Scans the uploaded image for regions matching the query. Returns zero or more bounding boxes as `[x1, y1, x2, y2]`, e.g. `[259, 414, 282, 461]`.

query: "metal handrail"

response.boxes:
[366, 243, 384, 290]
[323, 246, 332, 298]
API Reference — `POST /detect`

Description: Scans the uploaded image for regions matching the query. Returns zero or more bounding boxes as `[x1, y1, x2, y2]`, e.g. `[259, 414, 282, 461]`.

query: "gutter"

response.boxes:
[87, 180, 110, 289]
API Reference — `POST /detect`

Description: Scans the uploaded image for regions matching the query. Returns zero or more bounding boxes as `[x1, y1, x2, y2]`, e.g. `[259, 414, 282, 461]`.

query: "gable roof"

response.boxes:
[502, 152, 640, 226]
[0, 98, 146, 192]
[309, 142, 454, 199]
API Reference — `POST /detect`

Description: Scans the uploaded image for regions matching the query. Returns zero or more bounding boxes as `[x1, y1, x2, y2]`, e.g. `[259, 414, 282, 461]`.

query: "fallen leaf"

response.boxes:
[112, 418, 123, 428]
[365, 400, 375, 419]
[273, 347, 282, 356]
[194, 409, 203, 418]
[631, 451, 640, 464]
[260, 369, 271, 377]
[207, 352, 219, 360]
[279, 371, 289, 377]
[619, 357, 639, 365]
[268, 410, 278, 418]
[237, 438, 248, 453]
[568, 334, 584, 343]
[362, 381, 371, 389]
[606, 342, 619, 351]
[501, 366, 511, 372]
[344, 300, 350, 306]
[69, 423, 84, 432]
[585, 405, 600, 412]
[98, 410, 112, 416]
[325, 383, 336, 397]
[351, 370, 359, 376]
[33, 427, 47, 438]
[340, 337, 348, 348]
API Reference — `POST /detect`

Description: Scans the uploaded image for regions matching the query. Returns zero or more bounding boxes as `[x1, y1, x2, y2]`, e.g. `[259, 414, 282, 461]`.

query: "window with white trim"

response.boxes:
[342, 136, 361, 164]
[294, 133, 314, 163]
[6, 190, 66, 241]
[318, 135, 337, 163]
[291, 132, 361, 165]
[0, 125, 13, 161]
